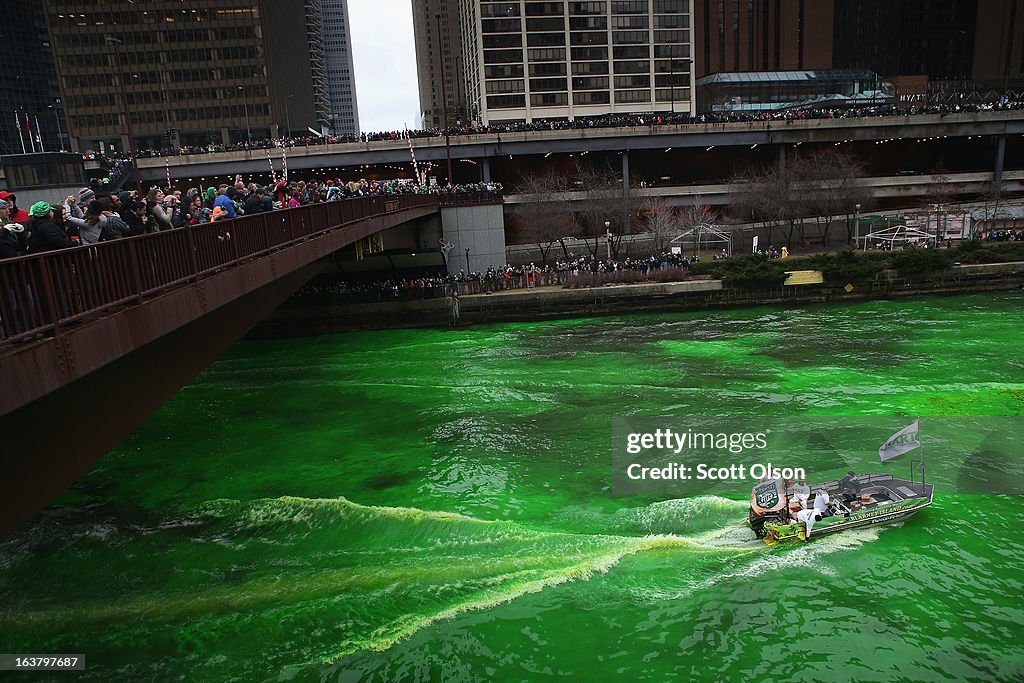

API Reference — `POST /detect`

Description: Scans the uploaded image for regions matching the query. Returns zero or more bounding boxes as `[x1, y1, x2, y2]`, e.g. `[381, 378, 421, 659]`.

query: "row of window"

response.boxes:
[484, 73, 689, 94]
[484, 43, 690, 63]
[480, 1, 688, 17]
[486, 58, 690, 79]
[486, 85, 690, 110]
[482, 14, 687, 32]
[483, 29, 688, 48]
[71, 103, 271, 130]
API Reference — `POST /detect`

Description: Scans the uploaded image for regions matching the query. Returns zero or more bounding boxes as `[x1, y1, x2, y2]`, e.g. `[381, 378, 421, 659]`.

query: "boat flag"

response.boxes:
[879, 419, 921, 461]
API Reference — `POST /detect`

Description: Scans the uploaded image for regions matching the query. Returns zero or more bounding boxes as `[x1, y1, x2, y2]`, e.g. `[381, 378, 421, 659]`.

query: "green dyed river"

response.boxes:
[2, 293, 1023, 681]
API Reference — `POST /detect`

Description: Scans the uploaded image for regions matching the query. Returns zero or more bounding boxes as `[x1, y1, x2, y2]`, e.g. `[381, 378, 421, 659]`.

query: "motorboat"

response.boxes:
[748, 419, 933, 544]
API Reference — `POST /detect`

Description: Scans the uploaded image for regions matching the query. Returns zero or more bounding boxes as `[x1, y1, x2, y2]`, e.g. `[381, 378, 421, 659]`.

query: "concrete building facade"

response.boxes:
[457, 0, 696, 125]
[42, 0, 331, 153]
[412, 0, 468, 129]
[319, 0, 360, 136]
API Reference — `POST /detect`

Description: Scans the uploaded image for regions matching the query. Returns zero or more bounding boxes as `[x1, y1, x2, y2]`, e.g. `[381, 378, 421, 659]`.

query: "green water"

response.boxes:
[2, 293, 1023, 682]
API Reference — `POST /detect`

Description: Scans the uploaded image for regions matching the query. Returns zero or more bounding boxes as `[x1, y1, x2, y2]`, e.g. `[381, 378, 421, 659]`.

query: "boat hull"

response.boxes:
[755, 475, 934, 544]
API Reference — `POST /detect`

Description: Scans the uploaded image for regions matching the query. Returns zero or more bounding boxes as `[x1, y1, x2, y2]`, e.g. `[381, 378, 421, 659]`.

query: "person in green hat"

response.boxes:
[28, 201, 75, 253]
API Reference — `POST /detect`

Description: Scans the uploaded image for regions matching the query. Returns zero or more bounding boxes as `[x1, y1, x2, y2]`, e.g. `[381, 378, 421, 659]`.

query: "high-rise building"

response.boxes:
[832, 0, 977, 81]
[319, 0, 360, 135]
[412, 0, 467, 129]
[0, 2, 66, 155]
[447, 0, 694, 125]
[692, 0, 835, 77]
[41, 1, 331, 153]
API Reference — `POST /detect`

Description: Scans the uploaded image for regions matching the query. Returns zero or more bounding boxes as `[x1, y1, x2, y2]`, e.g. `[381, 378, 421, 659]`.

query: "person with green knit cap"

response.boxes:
[28, 201, 74, 253]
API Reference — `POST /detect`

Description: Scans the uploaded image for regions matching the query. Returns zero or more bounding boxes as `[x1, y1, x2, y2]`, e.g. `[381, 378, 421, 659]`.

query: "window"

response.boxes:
[571, 31, 607, 45]
[531, 92, 569, 105]
[614, 89, 651, 102]
[482, 18, 522, 32]
[530, 77, 568, 91]
[530, 62, 568, 76]
[483, 34, 522, 48]
[481, 2, 520, 17]
[528, 32, 566, 46]
[573, 91, 610, 104]
[526, 17, 564, 30]
[571, 61, 609, 74]
[525, 2, 565, 15]
[654, 29, 688, 43]
[487, 94, 526, 108]
[611, 1, 648, 13]
[613, 30, 648, 43]
[615, 60, 650, 73]
[569, 16, 607, 29]
[486, 64, 525, 78]
[485, 79, 525, 93]
[615, 75, 650, 87]
[572, 46, 608, 60]
[484, 49, 524, 63]
[613, 45, 649, 59]
[528, 47, 566, 61]
[572, 76, 609, 89]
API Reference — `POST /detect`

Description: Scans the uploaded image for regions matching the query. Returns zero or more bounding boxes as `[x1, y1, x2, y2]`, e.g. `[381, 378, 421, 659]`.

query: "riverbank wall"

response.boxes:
[249, 261, 1024, 337]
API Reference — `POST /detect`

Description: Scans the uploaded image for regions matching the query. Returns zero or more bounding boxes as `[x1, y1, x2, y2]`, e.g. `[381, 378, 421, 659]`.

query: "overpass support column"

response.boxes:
[622, 151, 631, 232]
[481, 157, 492, 183]
[994, 135, 1006, 189]
[777, 144, 786, 177]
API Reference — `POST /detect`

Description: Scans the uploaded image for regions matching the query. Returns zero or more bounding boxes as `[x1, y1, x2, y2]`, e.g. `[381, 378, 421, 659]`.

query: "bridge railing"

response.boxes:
[0, 194, 440, 344]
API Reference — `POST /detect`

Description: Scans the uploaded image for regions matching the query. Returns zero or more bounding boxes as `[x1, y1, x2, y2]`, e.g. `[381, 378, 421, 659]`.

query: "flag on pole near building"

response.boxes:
[879, 419, 921, 461]
[15, 112, 26, 154]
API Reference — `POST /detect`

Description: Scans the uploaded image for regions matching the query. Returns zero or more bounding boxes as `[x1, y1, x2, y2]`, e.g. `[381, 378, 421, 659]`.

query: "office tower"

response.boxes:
[693, 0, 835, 77]
[41, 0, 331, 153]
[319, 0, 360, 135]
[0, 2, 66, 155]
[412, 0, 467, 128]
[452, 0, 694, 125]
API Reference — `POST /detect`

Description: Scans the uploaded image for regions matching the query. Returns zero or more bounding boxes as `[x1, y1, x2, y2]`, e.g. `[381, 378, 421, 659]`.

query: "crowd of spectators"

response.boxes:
[93, 98, 1024, 160]
[0, 178, 502, 259]
[978, 228, 1024, 242]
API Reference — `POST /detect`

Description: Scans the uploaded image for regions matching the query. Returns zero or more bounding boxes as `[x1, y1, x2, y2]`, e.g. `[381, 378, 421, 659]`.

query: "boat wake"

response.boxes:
[0, 495, 886, 680]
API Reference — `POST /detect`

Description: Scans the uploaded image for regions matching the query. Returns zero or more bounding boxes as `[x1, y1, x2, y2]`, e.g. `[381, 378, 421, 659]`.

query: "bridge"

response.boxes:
[0, 194, 496, 539]
[123, 110, 1024, 189]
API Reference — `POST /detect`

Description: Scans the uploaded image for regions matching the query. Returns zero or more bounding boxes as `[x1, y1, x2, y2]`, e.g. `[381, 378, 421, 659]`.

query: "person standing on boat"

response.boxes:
[795, 507, 822, 537]
[788, 479, 811, 509]
[839, 471, 862, 503]
[813, 488, 830, 517]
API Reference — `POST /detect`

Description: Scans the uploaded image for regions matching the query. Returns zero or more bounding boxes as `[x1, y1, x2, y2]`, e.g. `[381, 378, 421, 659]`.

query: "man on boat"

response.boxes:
[839, 471, 862, 503]
[813, 488, 830, 517]
[788, 478, 811, 509]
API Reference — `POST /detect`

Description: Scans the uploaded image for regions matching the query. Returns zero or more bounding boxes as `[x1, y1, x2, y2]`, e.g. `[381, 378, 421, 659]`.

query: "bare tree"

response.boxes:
[573, 161, 633, 260]
[677, 199, 719, 257]
[512, 169, 578, 263]
[638, 195, 682, 253]
[792, 148, 870, 246]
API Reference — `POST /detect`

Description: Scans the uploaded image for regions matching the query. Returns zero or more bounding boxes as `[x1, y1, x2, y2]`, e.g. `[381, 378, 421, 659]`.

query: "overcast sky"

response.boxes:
[348, 0, 422, 132]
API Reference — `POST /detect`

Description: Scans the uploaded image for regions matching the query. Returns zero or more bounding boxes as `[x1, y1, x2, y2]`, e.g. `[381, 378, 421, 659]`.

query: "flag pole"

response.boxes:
[15, 112, 26, 154]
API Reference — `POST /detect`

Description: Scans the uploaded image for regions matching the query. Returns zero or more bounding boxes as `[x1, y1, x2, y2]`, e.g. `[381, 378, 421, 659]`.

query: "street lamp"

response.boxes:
[284, 93, 294, 139]
[48, 103, 63, 151]
[854, 203, 862, 250]
[238, 86, 251, 142]
[604, 221, 612, 259]
[434, 12, 454, 187]
[104, 34, 142, 191]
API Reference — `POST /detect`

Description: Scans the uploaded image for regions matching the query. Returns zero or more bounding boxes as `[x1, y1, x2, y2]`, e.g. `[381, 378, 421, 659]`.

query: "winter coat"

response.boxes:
[28, 218, 74, 253]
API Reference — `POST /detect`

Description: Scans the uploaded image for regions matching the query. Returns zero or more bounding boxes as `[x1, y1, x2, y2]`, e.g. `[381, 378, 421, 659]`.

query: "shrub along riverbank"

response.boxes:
[688, 241, 1024, 289]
